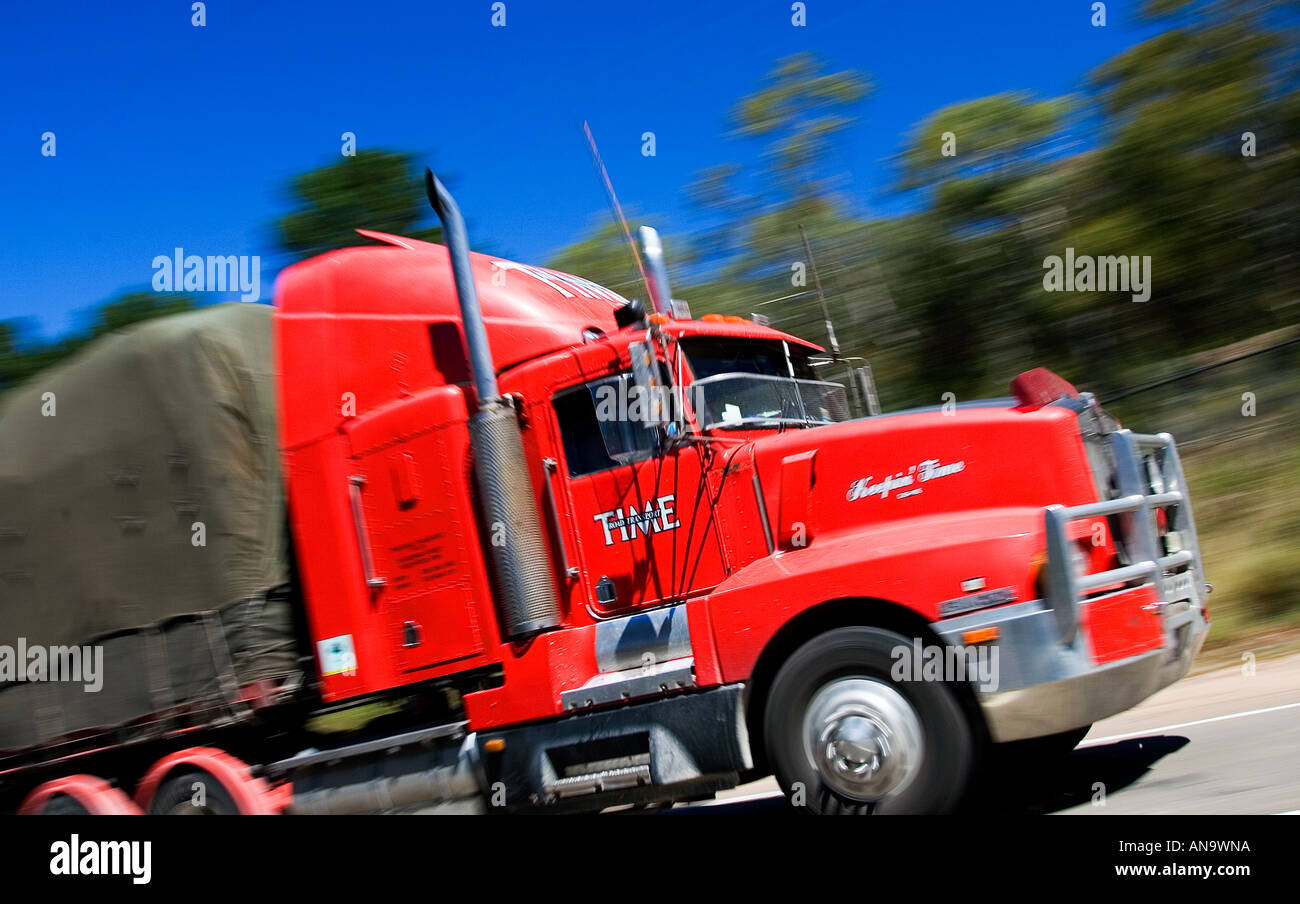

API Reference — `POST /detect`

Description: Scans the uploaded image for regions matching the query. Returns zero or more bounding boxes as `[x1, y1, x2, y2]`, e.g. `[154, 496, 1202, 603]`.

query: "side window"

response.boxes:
[427, 322, 471, 385]
[553, 374, 660, 477]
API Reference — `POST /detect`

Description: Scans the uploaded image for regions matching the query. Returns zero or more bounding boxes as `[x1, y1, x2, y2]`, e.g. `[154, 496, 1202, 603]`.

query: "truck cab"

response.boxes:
[274, 208, 1209, 813]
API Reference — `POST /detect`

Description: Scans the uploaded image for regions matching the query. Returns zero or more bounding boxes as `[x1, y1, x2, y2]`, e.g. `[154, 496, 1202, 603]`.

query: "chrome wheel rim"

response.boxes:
[802, 677, 924, 803]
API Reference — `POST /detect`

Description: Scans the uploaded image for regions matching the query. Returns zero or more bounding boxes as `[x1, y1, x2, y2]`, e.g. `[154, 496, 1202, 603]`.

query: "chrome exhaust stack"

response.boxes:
[425, 171, 561, 637]
[637, 226, 673, 317]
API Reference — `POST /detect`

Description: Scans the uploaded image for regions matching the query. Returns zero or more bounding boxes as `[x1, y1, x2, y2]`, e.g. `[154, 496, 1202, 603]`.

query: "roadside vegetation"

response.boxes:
[1131, 344, 1300, 658]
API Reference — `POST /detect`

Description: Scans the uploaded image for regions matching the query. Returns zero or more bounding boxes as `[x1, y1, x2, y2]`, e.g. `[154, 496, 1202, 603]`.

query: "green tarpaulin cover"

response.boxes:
[0, 303, 297, 755]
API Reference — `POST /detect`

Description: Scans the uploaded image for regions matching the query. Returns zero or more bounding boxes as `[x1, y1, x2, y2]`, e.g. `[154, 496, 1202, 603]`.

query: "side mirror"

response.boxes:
[852, 365, 881, 417]
[628, 339, 684, 443]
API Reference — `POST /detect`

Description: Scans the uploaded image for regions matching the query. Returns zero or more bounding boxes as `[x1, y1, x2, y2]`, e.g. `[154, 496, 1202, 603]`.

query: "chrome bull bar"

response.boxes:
[1044, 430, 1206, 646]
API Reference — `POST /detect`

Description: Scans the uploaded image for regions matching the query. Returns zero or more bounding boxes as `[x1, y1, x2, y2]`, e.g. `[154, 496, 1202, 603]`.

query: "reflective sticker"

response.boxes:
[317, 634, 357, 677]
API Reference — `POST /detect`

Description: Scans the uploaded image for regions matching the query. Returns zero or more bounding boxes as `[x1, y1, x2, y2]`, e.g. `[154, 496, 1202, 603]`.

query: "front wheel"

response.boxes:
[764, 626, 974, 814]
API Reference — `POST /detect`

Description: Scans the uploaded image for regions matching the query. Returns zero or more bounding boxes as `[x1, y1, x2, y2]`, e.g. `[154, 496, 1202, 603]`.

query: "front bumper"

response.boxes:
[935, 429, 1210, 742]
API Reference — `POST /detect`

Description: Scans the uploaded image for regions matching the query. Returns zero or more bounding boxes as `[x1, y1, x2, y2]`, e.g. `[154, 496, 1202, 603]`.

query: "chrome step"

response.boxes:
[547, 764, 652, 798]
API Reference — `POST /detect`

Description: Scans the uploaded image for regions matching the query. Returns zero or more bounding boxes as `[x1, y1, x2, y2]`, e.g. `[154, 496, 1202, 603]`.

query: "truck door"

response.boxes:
[345, 386, 487, 674]
[548, 372, 728, 614]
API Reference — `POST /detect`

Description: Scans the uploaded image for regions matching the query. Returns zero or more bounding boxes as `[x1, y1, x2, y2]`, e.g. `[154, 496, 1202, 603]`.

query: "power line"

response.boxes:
[1101, 335, 1300, 404]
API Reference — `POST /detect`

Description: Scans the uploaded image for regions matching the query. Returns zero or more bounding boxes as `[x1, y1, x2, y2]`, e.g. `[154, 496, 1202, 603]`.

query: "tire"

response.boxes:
[147, 770, 242, 815]
[38, 793, 90, 815]
[764, 626, 974, 814]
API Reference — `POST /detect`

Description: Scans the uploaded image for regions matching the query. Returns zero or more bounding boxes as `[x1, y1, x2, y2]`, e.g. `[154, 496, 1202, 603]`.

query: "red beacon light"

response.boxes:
[1011, 367, 1080, 410]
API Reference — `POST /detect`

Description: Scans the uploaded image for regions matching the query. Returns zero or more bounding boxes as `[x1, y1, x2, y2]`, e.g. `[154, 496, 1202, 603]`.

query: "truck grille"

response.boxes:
[1042, 430, 1206, 646]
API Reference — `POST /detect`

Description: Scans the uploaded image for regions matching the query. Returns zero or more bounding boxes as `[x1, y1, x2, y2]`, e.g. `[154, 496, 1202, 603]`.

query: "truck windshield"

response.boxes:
[680, 337, 850, 430]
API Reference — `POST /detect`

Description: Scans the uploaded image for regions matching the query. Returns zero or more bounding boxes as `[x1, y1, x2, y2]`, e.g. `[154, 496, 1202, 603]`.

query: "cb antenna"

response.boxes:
[798, 223, 841, 362]
[582, 120, 653, 306]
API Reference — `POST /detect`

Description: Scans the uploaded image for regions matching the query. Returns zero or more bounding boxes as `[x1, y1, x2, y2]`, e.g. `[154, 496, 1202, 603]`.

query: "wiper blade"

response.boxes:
[709, 416, 828, 430]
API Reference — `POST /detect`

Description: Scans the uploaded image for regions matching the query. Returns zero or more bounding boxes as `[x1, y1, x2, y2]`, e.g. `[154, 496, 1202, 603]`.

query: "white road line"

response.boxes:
[1080, 701, 1300, 746]
[681, 701, 1300, 811]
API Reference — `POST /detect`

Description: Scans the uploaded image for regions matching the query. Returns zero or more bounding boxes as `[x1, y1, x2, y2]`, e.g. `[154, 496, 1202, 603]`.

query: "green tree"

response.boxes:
[275, 150, 443, 261]
[0, 321, 22, 389]
[0, 291, 197, 390]
[688, 53, 871, 284]
[1080, 0, 1299, 354]
[88, 291, 197, 338]
[546, 221, 651, 302]
[547, 15, 1299, 408]
[885, 93, 1076, 398]
[733, 52, 872, 204]
[681, 53, 885, 372]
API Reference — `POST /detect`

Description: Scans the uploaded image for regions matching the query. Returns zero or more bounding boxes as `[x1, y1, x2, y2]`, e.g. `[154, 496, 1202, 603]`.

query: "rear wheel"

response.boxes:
[147, 770, 241, 815]
[36, 793, 90, 815]
[19, 775, 142, 815]
[764, 626, 974, 814]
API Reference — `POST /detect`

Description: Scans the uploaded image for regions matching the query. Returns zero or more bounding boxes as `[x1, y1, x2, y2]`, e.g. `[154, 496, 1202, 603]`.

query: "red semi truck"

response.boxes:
[1, 176, 1208, 814]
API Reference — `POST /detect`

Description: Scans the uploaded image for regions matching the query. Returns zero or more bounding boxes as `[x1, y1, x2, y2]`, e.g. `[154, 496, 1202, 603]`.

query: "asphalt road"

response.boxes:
[672, 652, 1300, 815]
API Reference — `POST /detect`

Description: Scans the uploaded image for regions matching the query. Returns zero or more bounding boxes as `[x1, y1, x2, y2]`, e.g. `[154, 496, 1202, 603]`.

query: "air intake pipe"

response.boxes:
[425, 170, 561, 638]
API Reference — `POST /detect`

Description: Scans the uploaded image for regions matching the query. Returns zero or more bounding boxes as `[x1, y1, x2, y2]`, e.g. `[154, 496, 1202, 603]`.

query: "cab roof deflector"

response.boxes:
[353, 228, 440, 251]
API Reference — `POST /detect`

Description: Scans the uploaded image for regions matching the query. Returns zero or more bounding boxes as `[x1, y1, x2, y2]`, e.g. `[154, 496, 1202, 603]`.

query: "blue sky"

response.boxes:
[0, 0, 1162, 339]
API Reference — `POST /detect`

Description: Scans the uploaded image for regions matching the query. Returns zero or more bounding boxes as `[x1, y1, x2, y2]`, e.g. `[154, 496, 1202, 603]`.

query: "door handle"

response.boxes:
[542, 459, 580, 580]
[348, 474, 386, 592]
